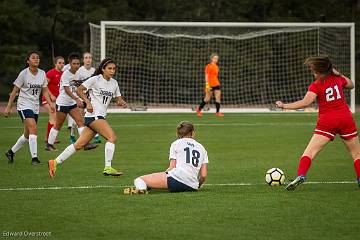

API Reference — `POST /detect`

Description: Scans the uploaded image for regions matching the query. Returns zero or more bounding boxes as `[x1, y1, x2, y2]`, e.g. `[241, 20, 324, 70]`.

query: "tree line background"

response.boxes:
[0, 0, 359, 101]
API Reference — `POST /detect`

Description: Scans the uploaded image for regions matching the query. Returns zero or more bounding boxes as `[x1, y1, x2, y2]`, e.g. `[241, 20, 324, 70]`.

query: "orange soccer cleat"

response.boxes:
[195, 107, 203, 117]
[48, 159, 57, 178]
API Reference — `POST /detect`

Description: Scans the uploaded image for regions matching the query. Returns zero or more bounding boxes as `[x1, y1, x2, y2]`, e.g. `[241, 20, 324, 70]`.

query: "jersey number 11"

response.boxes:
[102, 96, 109, 104]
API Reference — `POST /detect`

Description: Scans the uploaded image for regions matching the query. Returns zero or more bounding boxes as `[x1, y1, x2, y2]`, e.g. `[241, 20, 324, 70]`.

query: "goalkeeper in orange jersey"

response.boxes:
[196, 53, 224, 117]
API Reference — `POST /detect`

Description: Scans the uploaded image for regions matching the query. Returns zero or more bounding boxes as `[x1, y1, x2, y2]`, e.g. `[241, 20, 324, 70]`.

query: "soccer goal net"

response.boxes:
[89, 22, 355, 113]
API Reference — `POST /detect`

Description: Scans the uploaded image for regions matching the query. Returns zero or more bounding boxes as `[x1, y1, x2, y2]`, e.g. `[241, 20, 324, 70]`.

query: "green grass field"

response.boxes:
[1, 113, 360, 240]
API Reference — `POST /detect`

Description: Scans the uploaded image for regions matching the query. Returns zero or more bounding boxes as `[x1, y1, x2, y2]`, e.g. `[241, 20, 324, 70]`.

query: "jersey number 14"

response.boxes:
[325, 85, 341, 102]
[31, 88, 39, 96]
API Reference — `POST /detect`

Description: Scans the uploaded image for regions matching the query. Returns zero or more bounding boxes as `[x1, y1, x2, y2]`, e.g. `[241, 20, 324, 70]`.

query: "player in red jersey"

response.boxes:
[276, 56, 360, 190]
[42, 56, 65, 142]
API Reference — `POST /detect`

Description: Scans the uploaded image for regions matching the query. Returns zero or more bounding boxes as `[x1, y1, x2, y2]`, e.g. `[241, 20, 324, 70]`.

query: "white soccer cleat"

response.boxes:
[285, 176, 306, 191]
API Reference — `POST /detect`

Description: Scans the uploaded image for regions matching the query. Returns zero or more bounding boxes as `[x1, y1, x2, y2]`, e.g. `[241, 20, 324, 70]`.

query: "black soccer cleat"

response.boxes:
[84, 143, 99, 151]
[45, 144, 57, 152]
[5, 150, 14, 164]
[31, 158, 43, 165]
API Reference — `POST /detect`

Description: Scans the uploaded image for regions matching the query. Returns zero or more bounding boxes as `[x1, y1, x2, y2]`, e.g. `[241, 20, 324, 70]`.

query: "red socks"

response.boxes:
[354, 159, 360, 179]
[297, 156, 312, 177]
[46, 122, 53, 141]
[297, 157, 360, 180]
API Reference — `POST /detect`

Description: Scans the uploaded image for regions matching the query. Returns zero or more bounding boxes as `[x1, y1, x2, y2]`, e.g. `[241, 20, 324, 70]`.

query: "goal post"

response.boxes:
[90, 21, 355, 113]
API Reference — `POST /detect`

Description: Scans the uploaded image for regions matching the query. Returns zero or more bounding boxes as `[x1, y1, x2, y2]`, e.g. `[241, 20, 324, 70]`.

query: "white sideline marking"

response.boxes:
[0, 181, 356, 191]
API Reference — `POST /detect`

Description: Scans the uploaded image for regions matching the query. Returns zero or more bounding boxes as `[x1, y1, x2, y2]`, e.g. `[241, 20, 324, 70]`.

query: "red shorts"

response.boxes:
[314, 116, 358, 141]
[41, 96, 48, 105]
[42, 96, 57, 105]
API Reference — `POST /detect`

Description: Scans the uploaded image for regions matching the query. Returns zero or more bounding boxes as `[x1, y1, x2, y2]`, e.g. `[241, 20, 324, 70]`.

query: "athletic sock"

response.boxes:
[105, 142, 115, 167]
[28, 134, 38, 158]
[46, 122, 53, 140]
[11, 135, 28, 153]
[297, 156, 312, 177]
[354, 159, 360, 179]
[215, 102, 221, 113]
[77, 127, 84, 136]
[70, 126, 75, 137]
[55, 144, 76, 164]
[198, 100, 206, 111]
[48, 128, 59, 145]
[134, 177, 147, 190]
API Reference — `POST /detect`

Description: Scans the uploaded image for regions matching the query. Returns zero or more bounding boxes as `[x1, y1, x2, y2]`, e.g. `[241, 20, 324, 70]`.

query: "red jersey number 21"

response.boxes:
[325, 85, 341, 102]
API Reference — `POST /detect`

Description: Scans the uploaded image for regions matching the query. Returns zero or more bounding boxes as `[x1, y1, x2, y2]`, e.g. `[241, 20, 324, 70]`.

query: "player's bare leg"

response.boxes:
[25, 118, 42, 165]
[124, 172, 167, 195]
[48, 127, 95, 178]
[43, 102, 58, 143]
[214, 90, 223, 117]
[46, 111, 67, 151]
[89, 119, 122, 176]
[141, 172, 168, 189]
[196, 91, 212, 117]
[5, 123, 33, 164]
[342, 136, 360, 187]
[286, 134, 330, 191]
[73, 127, 97, 150]
[69, 108, 98, 151]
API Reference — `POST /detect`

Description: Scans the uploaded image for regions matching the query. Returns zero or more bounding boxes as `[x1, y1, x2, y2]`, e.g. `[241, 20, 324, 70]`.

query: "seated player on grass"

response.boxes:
[276, 56, 360, 190]
[124, 121, 208, 194]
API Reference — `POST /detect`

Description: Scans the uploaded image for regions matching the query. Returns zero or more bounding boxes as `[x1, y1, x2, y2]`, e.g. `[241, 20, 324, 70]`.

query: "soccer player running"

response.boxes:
[124, 121, 208, 194]
[196, 53, 224, 117]
[4, 51, 54, 165]
[46, 52, 97, 151]
[48, 58, 127, 177]
[276, 56, 360, 190]
[75, 52, 101, 144]
[43, 56, 64, 143]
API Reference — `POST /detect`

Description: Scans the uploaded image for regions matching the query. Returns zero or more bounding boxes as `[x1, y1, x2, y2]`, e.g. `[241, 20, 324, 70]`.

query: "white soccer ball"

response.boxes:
[265, 168, 285, 186]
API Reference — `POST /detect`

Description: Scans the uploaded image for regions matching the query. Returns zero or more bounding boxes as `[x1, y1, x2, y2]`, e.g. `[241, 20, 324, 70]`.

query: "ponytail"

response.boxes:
[176, 121, 195, 139]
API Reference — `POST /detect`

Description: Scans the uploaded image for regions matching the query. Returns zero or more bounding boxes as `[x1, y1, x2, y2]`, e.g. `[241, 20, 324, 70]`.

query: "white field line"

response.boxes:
[0, 181, 356, 191]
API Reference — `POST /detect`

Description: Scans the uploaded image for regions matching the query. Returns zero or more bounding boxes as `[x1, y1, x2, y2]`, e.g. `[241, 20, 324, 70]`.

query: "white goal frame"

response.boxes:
[99, 21, 355, 113]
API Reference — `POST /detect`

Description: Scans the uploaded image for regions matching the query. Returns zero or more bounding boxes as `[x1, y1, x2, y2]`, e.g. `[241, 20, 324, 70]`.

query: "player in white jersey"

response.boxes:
[48, 58, 127, 177]
[76, 52, 95, 81]
[124, 121, 208, 194]
[63, 63, 70, 72]
[62, 57, 75, 141]
[63, 57, 73, 141]
[70, 52, 102, 144]
[46, 52, 98, 152]
[4, 52, 54, 165]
